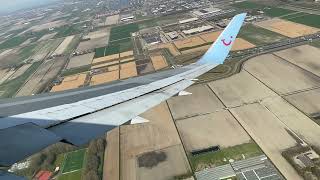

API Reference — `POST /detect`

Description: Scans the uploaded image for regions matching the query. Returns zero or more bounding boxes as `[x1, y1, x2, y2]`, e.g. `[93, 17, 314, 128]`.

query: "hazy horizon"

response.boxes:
[0, 0, 59, 14]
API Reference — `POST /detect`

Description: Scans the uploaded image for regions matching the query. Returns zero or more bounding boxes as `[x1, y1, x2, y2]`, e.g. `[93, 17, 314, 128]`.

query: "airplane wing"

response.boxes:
[0, 13, 246, 167]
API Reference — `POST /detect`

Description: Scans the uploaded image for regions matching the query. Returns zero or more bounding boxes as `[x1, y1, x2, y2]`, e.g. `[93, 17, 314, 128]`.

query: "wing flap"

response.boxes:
[0, 123, 61, 166]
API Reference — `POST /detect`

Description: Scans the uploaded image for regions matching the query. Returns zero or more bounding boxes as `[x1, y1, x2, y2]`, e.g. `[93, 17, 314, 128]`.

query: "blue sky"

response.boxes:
[0, 0, 58, 14]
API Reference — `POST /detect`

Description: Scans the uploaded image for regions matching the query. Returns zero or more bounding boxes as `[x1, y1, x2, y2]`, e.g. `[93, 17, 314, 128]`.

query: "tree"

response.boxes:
[83, 170, 99, 180]
[96, 138, 106, 152]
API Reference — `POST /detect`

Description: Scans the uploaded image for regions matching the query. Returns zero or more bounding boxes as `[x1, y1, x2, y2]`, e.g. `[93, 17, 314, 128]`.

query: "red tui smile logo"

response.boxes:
[221, 36, 233, 46]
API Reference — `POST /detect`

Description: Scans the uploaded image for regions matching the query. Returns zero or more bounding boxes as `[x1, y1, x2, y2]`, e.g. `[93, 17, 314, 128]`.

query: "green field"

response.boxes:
[61, 149, 86, 173]
[0, 61, 41, 98]
[232, 2, 296, 17]
[283, 13, 320, 28]
[58, 170, 82, 180]
[189, 142, 263, 171]
[109, 23, 139, 41]
[263, 7, 295, 17]
[239, 24, 286, 45]
[95, 38, 133, 58]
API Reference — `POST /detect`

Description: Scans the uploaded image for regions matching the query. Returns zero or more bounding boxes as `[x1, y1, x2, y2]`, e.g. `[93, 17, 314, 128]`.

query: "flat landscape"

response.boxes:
[243, 54, 320, 95]
[208, 71, 277, 107]
[17, 57, 67, 96]
[274, 45, 320, 77]
[230, 103, 301, 180]
[119, 102, 191, 180]
[238, 24, 286, 45]
[167, 84, 224, 120]
[176, 110, 251, 152]
[51, 73, 87, 92]
[255, 18, 319, 38]
[67, 53, 95, 69]
[285, 88, 320, 117]
[90, 71, 119, 86]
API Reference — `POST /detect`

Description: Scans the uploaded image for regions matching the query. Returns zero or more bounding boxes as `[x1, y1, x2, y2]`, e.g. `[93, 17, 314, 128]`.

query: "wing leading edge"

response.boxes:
[0, 13, 246, 167]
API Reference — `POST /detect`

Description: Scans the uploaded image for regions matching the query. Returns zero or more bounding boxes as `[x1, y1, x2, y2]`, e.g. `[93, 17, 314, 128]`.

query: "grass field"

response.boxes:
[283, 13, 320, 28]
[61, 149, 86, 173]
[58, 170, 82, 180]
[189, 142, 263, 170]
[109, 23, 139, 41]
[239, 24, 286, 45]
[0, 61, 41, 98]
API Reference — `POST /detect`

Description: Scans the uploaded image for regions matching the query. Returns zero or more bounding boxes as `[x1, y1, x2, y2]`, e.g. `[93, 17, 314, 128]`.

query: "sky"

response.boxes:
[0, 0, 58, 14]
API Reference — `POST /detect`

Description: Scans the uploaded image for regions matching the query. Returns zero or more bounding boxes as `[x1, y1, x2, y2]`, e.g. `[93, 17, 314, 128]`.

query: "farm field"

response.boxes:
[120, 50, 133, 57]
[208, 71, 277, 107]
[174, 36, 206, 50]
[137, 145, 191, 180]
[67, 53, 95, 69]
[53, 35, 75, 55]
[230, 103, 301, 180]
[17, 57, 68, 96]
[0, 45, 37, 68]
[238, 24, 286, 45]
[189, 143, 263, 171]
[261, 97, 320, 148]
[92, 54, 119, 64]
[120, 57, 134, 63]
[37, 32, 58, 41]
[76, 37, 108, 52]
[84, 28, 110, 40]
[90, 71, 119, 86]
[120, 62, 137, 79]
[243, 54, 320, 95]
[103, 128, 120, 180]
[105, 14, 119, 26]
[149, 43, 181, 56]
[109, 23, 139, 41]
[283, 13, 320, 28]
[120, 102, 190, 180]
[28, 20, 67, 32]
[150, 55, 168, 70]
[61, 65, 90, 77]
[91, 61, 118, 70]
[274, 45, 320, 77]
[232, 1, 295, 17]
[285, 88, 320, 117]
[51, 73, 87, 92]
[9, 64, 33, 80]
[167, 84, 224, 120]
[255, 18, 319, 38]
[0, 68, 10, 84]
[180, 44, 211, 54]
[31, 39, 64, 62]
[136, 61, 155, 74]
[0, 62, 41, 98]
[95, 38, 133, 58]
[176, 110, 251, 152]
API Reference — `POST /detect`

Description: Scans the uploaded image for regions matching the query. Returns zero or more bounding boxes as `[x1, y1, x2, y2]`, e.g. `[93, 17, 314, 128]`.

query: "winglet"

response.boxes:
[197, 13, 247, 65]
